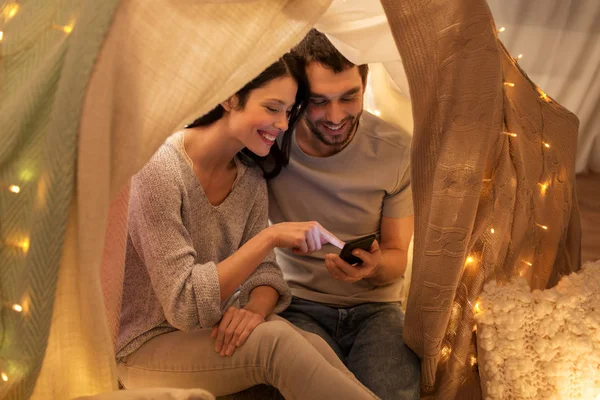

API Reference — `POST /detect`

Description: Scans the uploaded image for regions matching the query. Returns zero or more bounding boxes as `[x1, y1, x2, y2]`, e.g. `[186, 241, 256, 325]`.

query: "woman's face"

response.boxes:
[227, 76, 298, 157]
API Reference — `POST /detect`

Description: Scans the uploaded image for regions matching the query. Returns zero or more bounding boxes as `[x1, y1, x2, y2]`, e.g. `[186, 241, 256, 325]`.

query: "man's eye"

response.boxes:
[310, 99, 326, 105]
[341, 97, 355, 102]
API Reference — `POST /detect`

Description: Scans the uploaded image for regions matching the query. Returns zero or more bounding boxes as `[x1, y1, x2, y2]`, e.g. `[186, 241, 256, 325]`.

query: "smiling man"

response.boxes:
[268, 30, 420, 399]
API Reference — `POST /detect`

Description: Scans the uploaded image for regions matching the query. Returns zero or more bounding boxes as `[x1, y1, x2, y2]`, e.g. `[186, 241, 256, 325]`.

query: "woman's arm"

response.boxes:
[244, 286, 279, 318]
[130, 152, 339, 331]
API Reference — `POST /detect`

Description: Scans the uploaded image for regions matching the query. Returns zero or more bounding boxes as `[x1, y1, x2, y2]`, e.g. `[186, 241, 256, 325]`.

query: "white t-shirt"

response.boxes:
[268, 112, 413, 306]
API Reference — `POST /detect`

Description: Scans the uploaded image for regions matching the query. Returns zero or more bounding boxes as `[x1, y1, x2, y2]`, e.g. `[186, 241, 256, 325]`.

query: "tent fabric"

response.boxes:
[487, 0, 600, 174]
[0, 1, 121, 398]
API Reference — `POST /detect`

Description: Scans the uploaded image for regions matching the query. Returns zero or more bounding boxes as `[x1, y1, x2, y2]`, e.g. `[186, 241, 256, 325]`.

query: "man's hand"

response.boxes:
[211, 306, 265, 357]
[324, 240, 383, 283]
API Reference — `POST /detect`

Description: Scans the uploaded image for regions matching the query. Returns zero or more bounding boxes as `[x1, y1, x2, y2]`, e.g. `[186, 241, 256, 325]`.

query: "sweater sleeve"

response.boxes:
[127, 146, 222, 331]
[238, 177, 291, 314]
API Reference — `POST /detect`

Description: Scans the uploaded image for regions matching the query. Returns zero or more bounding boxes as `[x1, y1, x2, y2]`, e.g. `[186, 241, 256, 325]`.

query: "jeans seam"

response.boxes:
[335, 309, 345, 341]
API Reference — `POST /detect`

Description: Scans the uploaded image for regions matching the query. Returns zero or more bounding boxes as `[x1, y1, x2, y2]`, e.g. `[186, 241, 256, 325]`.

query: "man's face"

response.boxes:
[303, 63, 364, 152]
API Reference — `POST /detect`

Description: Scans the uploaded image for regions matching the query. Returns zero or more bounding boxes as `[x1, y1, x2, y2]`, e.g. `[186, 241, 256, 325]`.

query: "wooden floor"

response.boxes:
[577, 172, 600, 263]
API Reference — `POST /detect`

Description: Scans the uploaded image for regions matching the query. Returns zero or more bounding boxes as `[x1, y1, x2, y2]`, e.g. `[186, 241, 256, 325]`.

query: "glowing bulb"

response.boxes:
[498, 27, 506, 33]
[522, 261, 533, 267]
[0, 31, 3, 41]
[543, 142, 551, 148]
[7, 237, 30, 253]
[536, 87, 551, 102]
[503, 82, 515, 87]
[12, 304, 22, 313]
[54, 20, 75, 34]
[474, 302, 482, 314]
[469, 355, 477, 366]
[9, 185, 20, 193]
[19, 168, 34, 182]
[490, 228, 495, 234]
[515, 54, 523, 61]
[538, 182, 548, 192]
[501, 131, 517, 137]
[19, 238, 30, 252]
[4, 3, 20, 21]
[441, 345, 451, 358]
[465, 256, 475, 265]
[1, 372, 7, 382]
[536, 223, 548, 231]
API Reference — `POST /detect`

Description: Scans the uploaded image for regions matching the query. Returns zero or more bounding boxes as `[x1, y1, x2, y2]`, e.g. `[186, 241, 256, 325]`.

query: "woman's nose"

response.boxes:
[274, 114, 289, 131]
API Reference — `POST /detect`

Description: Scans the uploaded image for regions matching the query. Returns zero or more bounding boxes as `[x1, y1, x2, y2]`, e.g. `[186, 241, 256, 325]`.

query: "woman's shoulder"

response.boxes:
[135, 135, 184, 185]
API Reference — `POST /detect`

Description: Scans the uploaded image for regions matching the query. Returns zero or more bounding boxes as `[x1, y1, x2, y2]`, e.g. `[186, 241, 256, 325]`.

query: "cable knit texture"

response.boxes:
[117, 132, 291, 358]
[380, 0, 581, 398]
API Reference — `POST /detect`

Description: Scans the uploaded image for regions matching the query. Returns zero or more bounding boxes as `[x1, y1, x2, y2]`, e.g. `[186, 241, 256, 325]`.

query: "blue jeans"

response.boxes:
[280, 297, 420, 400]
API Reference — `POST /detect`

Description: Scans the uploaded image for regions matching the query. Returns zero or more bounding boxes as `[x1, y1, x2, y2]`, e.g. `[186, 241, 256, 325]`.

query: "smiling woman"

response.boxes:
[184, 53, 308, 179]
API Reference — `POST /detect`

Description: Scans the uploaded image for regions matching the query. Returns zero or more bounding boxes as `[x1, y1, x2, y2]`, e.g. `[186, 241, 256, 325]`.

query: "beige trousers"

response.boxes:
[117, 316, 378, 400]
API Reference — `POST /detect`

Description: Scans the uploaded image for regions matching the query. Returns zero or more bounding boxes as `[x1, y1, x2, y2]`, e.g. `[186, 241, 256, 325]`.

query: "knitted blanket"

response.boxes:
[381, 0, 581, 398]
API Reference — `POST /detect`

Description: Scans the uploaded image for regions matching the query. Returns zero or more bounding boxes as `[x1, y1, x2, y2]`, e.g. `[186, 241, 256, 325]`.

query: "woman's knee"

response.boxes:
[252, 320, 300, 344]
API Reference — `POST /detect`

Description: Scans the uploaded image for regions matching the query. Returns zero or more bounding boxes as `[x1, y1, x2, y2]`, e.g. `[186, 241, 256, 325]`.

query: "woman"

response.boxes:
[116, 54, 377, 400]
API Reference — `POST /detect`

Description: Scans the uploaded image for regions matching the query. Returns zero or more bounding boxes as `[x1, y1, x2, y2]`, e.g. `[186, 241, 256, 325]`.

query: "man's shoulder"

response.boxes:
[357, 111, 412, 152]
[354, 112, 412, 163]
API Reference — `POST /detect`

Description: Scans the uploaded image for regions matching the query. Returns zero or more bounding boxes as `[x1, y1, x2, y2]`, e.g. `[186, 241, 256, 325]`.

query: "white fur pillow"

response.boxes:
[475, 261, 600, 400]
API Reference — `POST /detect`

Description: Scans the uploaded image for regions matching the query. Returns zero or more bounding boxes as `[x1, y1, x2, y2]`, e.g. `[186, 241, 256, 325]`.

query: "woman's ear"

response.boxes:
[221, 95, 239, 112]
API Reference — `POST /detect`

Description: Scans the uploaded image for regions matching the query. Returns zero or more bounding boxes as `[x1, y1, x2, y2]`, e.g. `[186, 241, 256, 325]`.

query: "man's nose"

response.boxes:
[325, 102, 345, 124]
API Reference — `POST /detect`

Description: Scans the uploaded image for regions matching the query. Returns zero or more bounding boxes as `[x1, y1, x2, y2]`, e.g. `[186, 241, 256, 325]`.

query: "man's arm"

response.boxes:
[364, 215, 414, 286]
[324, 215, 414, 286]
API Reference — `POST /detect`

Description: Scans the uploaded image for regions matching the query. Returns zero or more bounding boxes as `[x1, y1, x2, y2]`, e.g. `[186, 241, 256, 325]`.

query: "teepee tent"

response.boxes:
[0, 0, 587, 399]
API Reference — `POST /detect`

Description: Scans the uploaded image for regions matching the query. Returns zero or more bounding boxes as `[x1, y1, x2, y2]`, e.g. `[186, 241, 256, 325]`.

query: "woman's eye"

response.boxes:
[266, 106, 279, 113]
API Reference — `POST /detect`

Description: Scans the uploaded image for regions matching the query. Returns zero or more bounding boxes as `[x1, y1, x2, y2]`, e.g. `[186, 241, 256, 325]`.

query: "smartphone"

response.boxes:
[339, 234, 376, 265]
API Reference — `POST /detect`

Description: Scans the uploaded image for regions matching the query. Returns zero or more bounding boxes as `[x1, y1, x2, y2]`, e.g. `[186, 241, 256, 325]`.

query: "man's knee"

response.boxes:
[365, 303, 405, 330]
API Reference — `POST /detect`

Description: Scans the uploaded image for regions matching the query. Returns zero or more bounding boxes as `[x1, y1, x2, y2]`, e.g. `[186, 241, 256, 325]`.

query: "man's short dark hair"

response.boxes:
[292, 29, 369, 85]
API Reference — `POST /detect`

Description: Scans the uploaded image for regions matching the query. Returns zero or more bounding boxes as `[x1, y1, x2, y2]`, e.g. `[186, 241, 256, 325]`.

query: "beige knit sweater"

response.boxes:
[380, 0, 581, 398]
[117, 133, 291, 358]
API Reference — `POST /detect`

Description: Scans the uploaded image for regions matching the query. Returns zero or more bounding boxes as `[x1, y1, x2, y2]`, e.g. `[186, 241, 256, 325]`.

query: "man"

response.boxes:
[268, 29, 420, 399]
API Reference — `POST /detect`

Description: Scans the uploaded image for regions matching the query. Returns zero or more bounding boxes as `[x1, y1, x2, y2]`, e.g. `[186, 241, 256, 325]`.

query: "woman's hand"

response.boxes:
[211, 306, 265, 357]
[266, 221, 345, 254]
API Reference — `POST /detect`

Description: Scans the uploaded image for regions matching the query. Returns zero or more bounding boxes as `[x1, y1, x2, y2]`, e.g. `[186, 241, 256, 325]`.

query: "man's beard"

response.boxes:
[305, 111, 362, 150]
